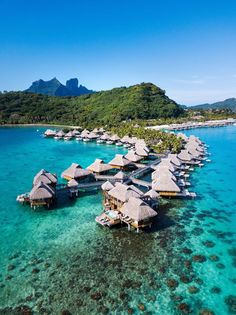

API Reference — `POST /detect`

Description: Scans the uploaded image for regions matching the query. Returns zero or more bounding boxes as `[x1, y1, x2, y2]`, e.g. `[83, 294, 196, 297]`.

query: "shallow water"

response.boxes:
[0, 126, 235, 315]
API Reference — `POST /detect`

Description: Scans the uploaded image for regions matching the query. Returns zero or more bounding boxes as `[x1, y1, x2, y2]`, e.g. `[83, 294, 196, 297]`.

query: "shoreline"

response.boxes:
[0, 123, 82, 129]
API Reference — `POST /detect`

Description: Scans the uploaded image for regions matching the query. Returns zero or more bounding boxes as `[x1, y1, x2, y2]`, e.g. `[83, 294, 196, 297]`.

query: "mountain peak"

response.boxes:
[25, 77, 95, 96]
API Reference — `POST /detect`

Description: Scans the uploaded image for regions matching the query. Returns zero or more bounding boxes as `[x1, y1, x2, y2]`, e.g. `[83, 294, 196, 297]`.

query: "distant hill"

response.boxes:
[0, 83, 184, 127]
[25, 77, 95, 96]
[190, 98, 236, 112]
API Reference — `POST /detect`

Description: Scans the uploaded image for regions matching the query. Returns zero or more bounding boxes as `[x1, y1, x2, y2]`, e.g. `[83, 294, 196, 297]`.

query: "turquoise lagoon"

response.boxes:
[0, 126, 235, 315]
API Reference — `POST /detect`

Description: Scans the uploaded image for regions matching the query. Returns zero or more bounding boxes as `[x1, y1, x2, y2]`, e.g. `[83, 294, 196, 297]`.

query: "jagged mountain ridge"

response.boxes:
[25, 77, 95, 96]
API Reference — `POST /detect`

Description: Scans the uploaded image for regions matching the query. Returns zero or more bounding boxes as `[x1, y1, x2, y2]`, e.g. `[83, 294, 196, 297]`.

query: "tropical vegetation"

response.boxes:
[0, 83, 184, 127]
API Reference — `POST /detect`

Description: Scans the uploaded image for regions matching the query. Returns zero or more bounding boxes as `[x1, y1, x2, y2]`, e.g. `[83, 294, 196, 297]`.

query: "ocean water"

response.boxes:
[0, 126, 235, 315]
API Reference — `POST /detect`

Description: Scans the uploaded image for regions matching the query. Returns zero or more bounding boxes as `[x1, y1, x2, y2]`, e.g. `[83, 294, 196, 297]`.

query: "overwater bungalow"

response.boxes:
[29, 181, 56, 209]
[33, 169, 57, 187]
[152, 176, 181, 197]
[108, 154, 132, 170]
[54, 130, 65, 140]
[110, 134, 120, 142]
[44, 129, 56, 137]
[61, 163, 93, 181]
[120, 135, 131, 143]
[120, 197, 157, 232]
[153, 160, 177, 174]
[92, 128, 99, 134]
[87, 132, 99, 140]
[167, 154, 183, 168]
[87, 159, 112, 174]
[178, 150, 200, 165]
[80, 129, 90, 139]
[64, 131, 74, 140]
[152, 168, 177, 182]
[187, 147, 204, 160]
[125, 150, 143, 162]
[72, 129, 80, 136]
[185, 142, 205, 153]
[104, 182, 143, 210]
[99, 133, 110, 143]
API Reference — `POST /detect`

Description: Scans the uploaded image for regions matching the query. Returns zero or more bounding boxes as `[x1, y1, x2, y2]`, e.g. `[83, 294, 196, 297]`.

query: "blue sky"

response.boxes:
[0, 0, 236, 105]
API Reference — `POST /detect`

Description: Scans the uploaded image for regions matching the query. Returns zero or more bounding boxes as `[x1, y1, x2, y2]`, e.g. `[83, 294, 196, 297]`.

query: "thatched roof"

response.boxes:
[100, 133, 110, 140]
[168, 154, 182, 167]
[92, 128, 99, 133]
[101, 181, 114, 191]
[65, 131, 74, 137]
[158, 159, 177, 172]
[67, 179, 79, 187]
[185, 142, 204, 152]
[152, 177, 181, 192]
[44, 129, 56, 136]
[178, 150, 194, 162]
[153, 161, 176, 173]
[56, 130, 65, 137]
[120, 135, 131, 143]
[135, 146, 149, 157]
[110, 134, 120, 141]
[108, 183, 143, 202]
[109, 154, 131, 167]
[136, 139, 148, 147]
[33, 169, 57, 186]
[144, 189, 159, 199]
[114, 171, 127, 180]
[187, 148, 202, 158]
[87, 159, 112, 173]
[152, 168, 177, 182]
[188, 135, 202, 144]
[125, 150, 143, 162]
[61, 163, 91, 180]
[120, 197, 157, 221]
[87, 132, 99, 139]
[128, 137, 138, 145]
[80, 130, 90, 137]
[29, 182, 55, 201]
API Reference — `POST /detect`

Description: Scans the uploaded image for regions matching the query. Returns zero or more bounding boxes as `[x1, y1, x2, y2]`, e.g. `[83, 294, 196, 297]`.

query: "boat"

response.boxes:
[106, 140, 114, 145]
[97, 139, 104, 144]
[116, 142, 123, 146]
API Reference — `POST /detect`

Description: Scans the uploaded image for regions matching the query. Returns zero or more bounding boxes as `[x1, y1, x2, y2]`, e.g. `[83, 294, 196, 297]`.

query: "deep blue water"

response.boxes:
[0, 126, 235, 315]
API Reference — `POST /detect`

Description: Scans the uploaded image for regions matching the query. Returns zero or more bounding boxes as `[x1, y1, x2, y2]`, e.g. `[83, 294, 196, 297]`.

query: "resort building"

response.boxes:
[33, 169, 57, 187]
[119, 197, 157, 232]
[55, 130, 65, 139]
[152, 176, 181, 196]
[87, 159, 112, 174]
[125, 150, 143, 162]
[61, 163, 93, 181]
[44, 129, 56, 137]
[178, 150, 200, 165]
[103, 182, 143, 210]
[108, 154, 132, 170]
[29, 181, 56, 209]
